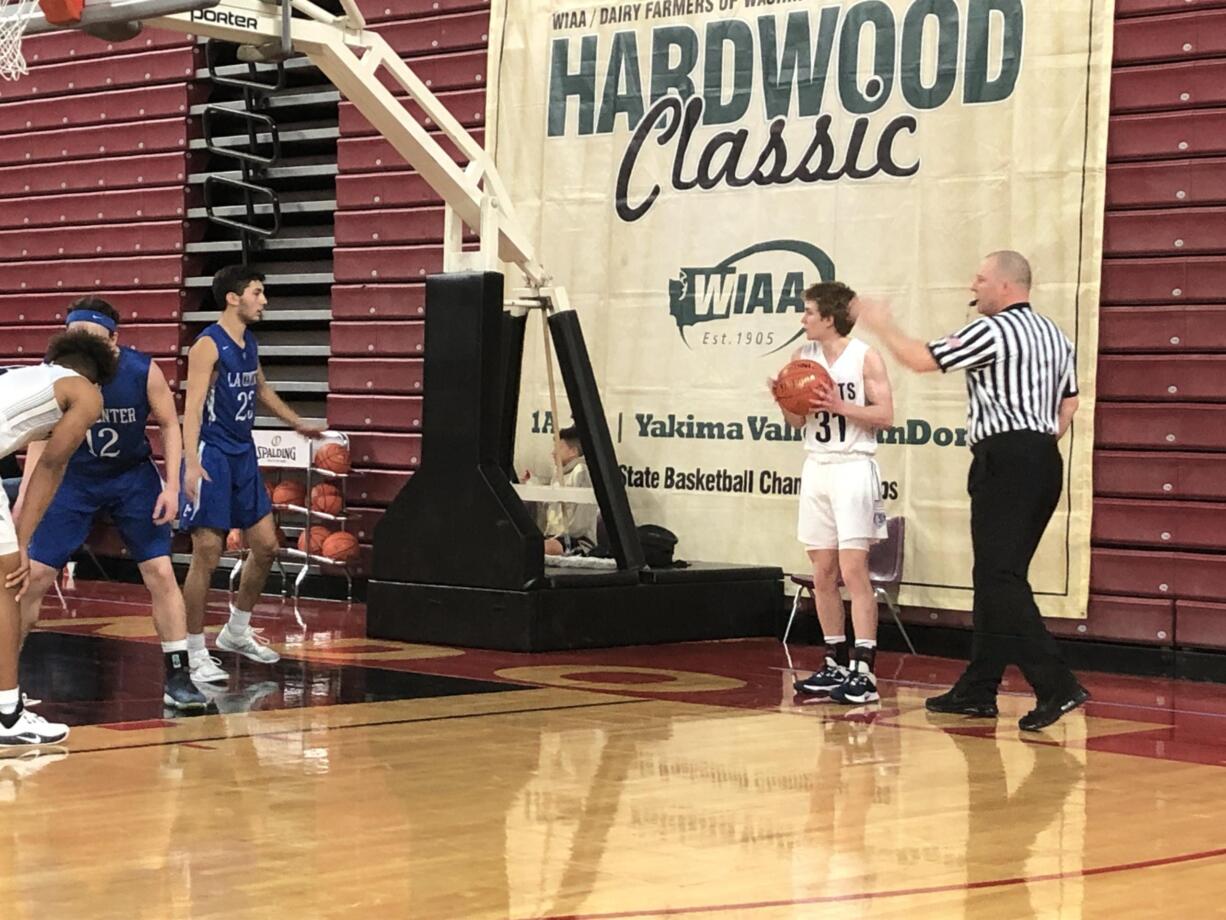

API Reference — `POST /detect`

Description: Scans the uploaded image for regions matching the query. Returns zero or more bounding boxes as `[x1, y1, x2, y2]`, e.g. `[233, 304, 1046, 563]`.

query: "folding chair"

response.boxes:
[782, 516, 915, 654]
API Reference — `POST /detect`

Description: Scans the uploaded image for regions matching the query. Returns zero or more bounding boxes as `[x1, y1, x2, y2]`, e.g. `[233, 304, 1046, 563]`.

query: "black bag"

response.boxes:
[588, 520, 685, 568]
[637, 524, 681, 568]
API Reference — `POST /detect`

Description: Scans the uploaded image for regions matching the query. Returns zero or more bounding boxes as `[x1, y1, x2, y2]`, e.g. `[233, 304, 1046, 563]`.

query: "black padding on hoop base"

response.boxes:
[371, 272, 544, 591]
[366, 271, 784, 650]
[366, 571, 783, 652]
[549, 309, 645, 572]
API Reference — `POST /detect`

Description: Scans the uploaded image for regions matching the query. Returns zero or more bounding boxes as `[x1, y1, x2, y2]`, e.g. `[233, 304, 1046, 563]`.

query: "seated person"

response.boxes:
[531, 426, 598, 557]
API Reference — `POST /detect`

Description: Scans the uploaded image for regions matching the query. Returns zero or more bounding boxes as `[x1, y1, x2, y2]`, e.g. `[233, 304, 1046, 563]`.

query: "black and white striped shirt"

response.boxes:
[927, 303, 1077, 446]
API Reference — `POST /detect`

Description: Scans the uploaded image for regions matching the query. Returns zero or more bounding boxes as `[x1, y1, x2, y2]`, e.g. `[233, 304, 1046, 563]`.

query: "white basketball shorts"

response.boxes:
[0, 483, 16, 557]
[797, 454, 887, 551]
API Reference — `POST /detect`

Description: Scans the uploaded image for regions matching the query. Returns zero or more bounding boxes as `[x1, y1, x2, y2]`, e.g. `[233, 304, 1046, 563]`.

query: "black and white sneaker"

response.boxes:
[0, 704, 69, 746]
[794, 659, 849, 696]
[829, 670, 879, 705]
[164, 671, 209, 712]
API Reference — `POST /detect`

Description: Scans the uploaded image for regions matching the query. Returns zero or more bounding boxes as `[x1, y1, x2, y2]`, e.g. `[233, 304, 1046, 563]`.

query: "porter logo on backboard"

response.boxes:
[668, 240, 834, 355]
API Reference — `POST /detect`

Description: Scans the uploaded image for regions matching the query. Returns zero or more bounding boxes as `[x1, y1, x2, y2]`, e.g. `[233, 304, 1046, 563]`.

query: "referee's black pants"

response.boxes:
[957, 430, 1078, 701]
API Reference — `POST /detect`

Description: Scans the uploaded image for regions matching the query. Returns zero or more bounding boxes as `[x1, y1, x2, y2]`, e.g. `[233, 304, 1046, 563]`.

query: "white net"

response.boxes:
[0, 0, 38, 81]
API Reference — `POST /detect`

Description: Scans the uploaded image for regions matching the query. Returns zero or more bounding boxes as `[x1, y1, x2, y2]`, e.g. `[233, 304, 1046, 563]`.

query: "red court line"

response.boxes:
[532, 846, 1226, 919]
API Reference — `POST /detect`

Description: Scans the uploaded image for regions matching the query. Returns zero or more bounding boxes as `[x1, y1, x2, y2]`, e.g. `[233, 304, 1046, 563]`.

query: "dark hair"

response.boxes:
[45, 329, 119, 385]
[212, 264, 266, 310]
[803, 281, 857, 336]
[67, 296, 120, 326]
[558, 425, 583, 453]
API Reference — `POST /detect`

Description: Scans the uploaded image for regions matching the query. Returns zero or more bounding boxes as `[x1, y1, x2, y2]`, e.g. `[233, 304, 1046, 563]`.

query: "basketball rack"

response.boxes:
[227, 431, 357, 601]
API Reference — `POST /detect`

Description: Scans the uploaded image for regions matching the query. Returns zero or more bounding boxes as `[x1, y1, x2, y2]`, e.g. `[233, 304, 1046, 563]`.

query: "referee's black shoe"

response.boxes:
[924, 688, 999, 718]
[1018, 684, 1090, 732]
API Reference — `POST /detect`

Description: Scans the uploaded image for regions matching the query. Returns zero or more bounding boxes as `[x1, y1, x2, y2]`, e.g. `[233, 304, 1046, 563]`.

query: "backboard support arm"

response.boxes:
[4, 0, 559, 301]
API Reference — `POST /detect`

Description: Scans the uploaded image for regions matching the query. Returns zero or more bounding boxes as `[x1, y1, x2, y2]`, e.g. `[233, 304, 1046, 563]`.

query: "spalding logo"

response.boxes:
[667, 240, 834, 355]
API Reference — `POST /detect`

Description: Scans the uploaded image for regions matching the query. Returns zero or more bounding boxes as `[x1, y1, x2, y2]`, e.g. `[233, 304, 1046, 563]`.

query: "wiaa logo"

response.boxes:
[667, 240, 833, 355]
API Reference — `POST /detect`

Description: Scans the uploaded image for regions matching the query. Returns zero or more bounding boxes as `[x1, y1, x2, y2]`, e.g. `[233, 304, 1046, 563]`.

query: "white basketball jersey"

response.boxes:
[0, 364, 81, 459]
[799, 337, 878, 457]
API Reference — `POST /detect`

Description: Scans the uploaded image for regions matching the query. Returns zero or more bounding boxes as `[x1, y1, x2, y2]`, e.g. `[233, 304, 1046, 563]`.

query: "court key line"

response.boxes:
[65, 696, 652, 757]
[530, 845, 1226, 919]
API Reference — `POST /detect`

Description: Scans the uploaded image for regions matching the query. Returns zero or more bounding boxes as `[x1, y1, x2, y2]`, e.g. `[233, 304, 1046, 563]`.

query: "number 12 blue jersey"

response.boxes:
[199, 324, 260, 455]
[67, 346, 153, 476]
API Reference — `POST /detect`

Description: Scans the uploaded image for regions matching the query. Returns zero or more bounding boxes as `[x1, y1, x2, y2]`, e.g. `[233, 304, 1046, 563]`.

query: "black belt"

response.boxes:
[971, 429, 1058, 454]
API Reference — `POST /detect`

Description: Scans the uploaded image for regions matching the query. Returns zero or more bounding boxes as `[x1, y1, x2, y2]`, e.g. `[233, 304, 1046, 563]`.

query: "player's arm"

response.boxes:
[147, 361, 182, 525]
[182, 336, 219, 504]
[255, 367, 323, 437]
[11, 439, 47, 523]
[1057, 395, 1079, 439]
[812, 348, 895, 429]
[7, 380, 102, 596]
[850, 297, 940, 373]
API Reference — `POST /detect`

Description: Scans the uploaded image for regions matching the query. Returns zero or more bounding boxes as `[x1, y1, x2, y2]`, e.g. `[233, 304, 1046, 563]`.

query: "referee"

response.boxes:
[852, 250, 1088, 731]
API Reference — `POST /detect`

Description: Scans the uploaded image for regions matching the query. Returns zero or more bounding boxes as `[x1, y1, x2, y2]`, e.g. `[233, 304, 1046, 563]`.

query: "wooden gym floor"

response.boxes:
[1, 581, 1222, 919]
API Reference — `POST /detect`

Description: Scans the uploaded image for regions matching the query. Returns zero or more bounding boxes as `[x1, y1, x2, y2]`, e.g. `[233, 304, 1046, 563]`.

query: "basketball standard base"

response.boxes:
[366, 563, 783, 652]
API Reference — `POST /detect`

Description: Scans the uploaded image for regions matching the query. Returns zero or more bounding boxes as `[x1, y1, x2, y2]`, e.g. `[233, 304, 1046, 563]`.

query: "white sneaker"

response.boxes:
[0, 707, 70, 746]
[189, 653, 230, 685]
[0, 747, 69, 802]
[198, 680, 280, 715]
[216, 624, 281, 664]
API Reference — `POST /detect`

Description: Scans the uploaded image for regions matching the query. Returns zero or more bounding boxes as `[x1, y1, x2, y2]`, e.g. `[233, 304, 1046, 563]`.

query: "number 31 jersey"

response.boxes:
[67, 346, 153, 476]
[799, 337, 878, 458]
[199, 323, 260, 454]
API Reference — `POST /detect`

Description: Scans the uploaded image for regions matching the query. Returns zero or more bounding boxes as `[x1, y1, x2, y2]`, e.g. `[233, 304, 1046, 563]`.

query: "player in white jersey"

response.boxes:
[773, 282, 894, 705]
[0, 331, 116, 746]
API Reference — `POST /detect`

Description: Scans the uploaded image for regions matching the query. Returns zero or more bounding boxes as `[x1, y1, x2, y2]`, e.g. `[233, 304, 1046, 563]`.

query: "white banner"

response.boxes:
[489, 0, 1112, 615]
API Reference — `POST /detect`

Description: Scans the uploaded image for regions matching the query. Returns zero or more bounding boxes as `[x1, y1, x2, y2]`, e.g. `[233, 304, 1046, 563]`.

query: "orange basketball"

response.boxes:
[225, 529, 244, 552]
[321, 530, 359, 562]
[297, 525, 330, 555]
[772, 359, 833, 416]
[314, 442, 350, 474]
[272, 480, 307, 506]
[310, 482, 344, 515]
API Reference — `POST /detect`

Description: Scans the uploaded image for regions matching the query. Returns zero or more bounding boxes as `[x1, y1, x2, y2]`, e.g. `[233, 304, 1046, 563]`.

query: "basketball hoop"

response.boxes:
[0, 0, 82, 80]
[0, 0, 36, 80]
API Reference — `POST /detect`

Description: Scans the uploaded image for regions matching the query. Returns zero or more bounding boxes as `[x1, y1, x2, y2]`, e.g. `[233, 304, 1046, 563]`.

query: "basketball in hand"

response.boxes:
[772, 359, 833, 416]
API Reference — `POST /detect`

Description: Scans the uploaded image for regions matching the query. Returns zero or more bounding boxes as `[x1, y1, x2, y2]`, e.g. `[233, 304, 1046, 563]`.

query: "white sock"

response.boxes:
[0, 687, 19, 715]
[825, 635, 846, 645]
[228, 606, 252, 632]
[855, 639, 877, 648]
[186, 633, 207, 656]
[162, 639, 188, 654]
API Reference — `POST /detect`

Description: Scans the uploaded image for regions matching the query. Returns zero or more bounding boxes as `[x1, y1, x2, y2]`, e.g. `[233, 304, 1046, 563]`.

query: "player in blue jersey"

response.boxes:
[15, 299, 207, 712]
[180, 265, 321, 683]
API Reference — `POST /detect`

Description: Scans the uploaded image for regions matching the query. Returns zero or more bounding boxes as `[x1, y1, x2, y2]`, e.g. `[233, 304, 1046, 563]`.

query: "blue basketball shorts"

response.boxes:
[29, 461, 173, 569]
[180, 441, 271, 533]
